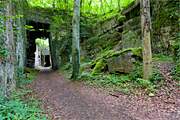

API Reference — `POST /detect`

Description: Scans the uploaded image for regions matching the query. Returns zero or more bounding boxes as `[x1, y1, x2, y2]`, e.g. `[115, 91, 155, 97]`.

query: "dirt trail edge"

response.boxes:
[32, 71, 179, 120]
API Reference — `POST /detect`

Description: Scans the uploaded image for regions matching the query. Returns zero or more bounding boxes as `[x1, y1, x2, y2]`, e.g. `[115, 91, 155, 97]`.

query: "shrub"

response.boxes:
[0, 67, 47, 120]
[129, 62, 143, 80]
[171, 63, 180, 81]
[0, 89, 47, 120]
[136, 78, 153, 88]
[171, 32, 180, 81]
[150, 69, 164, 84]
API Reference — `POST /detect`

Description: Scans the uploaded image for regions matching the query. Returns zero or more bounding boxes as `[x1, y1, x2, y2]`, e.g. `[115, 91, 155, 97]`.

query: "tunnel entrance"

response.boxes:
[26, 21, 51, 68]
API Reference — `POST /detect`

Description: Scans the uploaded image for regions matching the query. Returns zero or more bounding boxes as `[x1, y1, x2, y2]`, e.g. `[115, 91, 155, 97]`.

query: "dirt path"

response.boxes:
[32, 70, 179, 120]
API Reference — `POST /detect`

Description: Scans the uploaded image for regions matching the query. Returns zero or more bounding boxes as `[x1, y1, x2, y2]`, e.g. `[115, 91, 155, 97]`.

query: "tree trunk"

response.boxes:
[140, 0, 152, 80]
[71, 0, 80, 80]
[49, 32, 59, 70]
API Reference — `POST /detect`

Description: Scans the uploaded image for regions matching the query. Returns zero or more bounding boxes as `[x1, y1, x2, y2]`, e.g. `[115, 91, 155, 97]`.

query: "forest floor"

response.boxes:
[31, 63, 179, 120]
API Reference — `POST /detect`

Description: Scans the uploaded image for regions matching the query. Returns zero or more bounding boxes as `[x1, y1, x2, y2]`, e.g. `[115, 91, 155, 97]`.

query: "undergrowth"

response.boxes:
[171, 33, 180, 85]
[80, 69, 163, 96]
[80, 61, 164, 96]
[0, 68, 48, 120]
[171, 63, 180, 86]
[152, 54, 173, 62]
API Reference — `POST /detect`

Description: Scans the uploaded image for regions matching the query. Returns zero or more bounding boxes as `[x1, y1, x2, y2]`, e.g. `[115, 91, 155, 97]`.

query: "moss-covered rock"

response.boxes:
[91, 59, 106, 75]
[92, 47, 142, 64]
[91, 47, 142, 74]
[107, 52, 134, 73]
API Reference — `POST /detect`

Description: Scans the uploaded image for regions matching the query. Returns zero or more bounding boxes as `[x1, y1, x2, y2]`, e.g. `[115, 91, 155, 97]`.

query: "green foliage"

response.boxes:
[152, 54, 173, 62]
[90, 47, 142, 77]
[0, 46, 8, 59]
[27, 0, 134, 16]
[24, 25, 34, 31]
[135, 78, 155, 93]
[129, 65, 160, 93]
[129, 62, 143, 80]
[93, 47, 142, 65]
[83, 60, 158, 94]
[171, 63, 180, 81]
[136, 78, 153, 89]
[16, 67, 38, 86]
[0, 68, 47, 120]
[81, 72, 130, 87]
[80, 62, 92, 73]
[0, 91, 47, 120]
[35, 38, 49, 50]
[91, 59, 106, 75]
[151, 0, 179, 54]
[150, 69, 163, 84]
[172, 33, 180, 61]
[0, 15, 5, 33]
[80, 71, 156, 94]
[171, 32, 180, 82]
[152, 0, 179, 29]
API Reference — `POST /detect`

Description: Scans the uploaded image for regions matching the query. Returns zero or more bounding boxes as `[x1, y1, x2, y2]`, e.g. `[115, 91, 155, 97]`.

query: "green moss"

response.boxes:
[80, 62, 91, 73]
[92, 59, 106, 75]
[93, 47, 142, 65]
[91, 47, 142, 75]
[107, 47, 142, 58]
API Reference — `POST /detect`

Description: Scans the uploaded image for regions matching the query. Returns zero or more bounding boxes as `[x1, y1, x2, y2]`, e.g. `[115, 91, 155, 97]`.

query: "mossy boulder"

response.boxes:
[91, 47, 142, 74]
[107, 52, 134, 73]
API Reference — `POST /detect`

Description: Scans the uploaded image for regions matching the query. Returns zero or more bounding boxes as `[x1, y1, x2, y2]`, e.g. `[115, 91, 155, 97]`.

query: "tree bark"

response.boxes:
[140, 0, 152, 80]
[71, 0, 80, 80]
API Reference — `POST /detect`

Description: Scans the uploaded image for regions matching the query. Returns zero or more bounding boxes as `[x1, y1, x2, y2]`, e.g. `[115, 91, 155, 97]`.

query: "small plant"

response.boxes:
[150, 69, 164, 84]
[171, 63, 180, 81]
[171, 32, 180, 84]
[136, 78, 156, 93]
[0, 92, 47, 120]
[136, 78, 153, 88]
[129, 62, 143, 80]
[16, 67, 38, 87]
[0, 47, 8, 59]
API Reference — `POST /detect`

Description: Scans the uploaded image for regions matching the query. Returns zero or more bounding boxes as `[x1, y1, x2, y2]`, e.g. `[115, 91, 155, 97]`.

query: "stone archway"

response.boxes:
[26, 20, 52, 69]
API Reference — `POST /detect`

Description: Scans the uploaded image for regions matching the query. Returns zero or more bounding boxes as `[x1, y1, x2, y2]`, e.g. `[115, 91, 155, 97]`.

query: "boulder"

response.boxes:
[91, 48, 142, 74]
[107, 52, 135, 73]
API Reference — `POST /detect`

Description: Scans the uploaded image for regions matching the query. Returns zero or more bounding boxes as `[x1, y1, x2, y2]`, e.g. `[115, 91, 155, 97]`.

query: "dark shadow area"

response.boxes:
[26, 21, 51, 68]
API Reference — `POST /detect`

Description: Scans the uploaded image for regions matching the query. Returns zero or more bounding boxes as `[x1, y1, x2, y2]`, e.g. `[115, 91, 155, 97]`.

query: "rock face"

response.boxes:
[15, 2, 26, 69]
[0, 1, 26, 97]
[122, 17, 141, 49]
[0, 1, 16, 96]
[107, 52, 135, 73]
